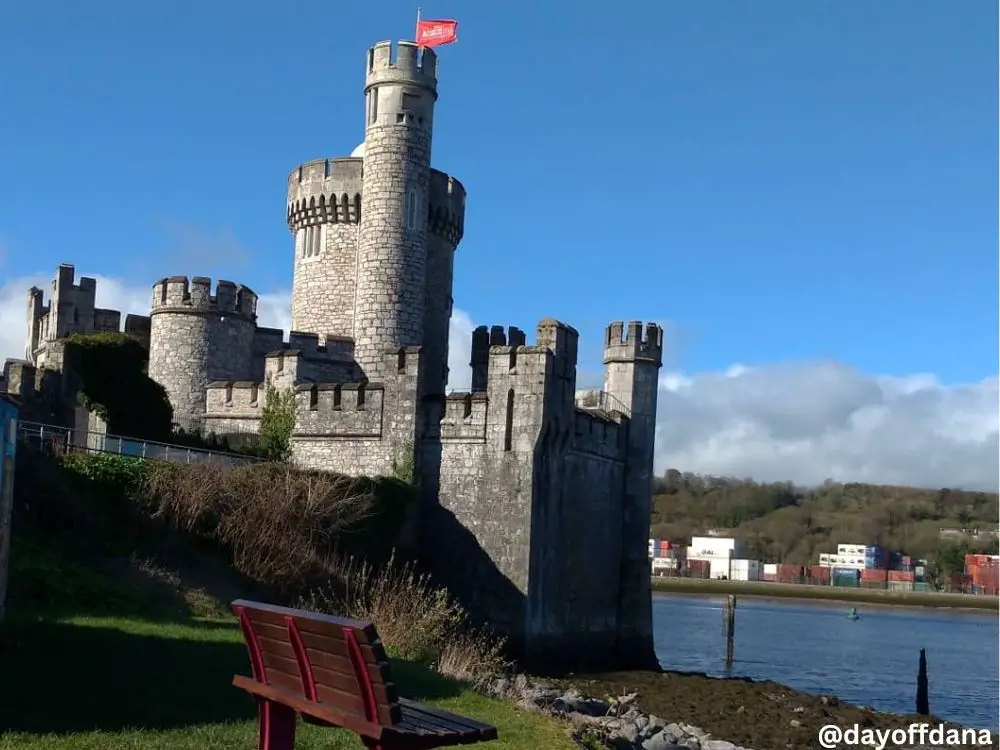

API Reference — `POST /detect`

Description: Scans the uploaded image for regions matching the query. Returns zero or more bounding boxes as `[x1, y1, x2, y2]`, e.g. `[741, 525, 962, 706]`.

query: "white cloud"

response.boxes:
[2, 273, 996, 491]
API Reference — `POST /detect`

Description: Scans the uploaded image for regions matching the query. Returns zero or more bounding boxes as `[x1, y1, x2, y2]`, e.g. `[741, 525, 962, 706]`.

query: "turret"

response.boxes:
[287, 158, 364, 339]
[352, 41, 438, 382]
[602, 320, 664, 670]
[148, 276, 258, 431]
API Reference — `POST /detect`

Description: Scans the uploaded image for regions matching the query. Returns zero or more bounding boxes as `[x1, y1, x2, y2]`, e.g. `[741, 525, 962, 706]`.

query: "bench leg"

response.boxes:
[256, 698, 295, 750]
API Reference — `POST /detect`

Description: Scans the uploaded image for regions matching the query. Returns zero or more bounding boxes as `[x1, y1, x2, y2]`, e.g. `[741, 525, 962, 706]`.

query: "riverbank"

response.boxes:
[651, 576, 1000, 611]
[538, 669, 999, 750]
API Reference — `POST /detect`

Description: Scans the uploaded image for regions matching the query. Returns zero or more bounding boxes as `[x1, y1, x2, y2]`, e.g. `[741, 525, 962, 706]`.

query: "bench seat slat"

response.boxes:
[398, 698, 498, 734]
[391, 698, 499, 742]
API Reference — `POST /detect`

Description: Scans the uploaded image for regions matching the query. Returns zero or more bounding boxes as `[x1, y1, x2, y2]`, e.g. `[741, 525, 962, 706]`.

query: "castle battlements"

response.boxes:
[572, 408, 627, 461]
[287, 158, 364, 231]
[440, 391, 489, 441]
[428, 170, 466, 244]
[366, 40, 437, 91]
[205, 380, 263, 414]
[151, 276, 258, 321]
[604, 320, 664, 364]
[27, 264, 150, 367]
[292, 382, 384, 438]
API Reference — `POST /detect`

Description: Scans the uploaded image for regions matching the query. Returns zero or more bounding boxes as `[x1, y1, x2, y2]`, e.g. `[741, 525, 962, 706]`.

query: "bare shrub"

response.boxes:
[302, 553, 510, 687]
[143, 461, 379, 597]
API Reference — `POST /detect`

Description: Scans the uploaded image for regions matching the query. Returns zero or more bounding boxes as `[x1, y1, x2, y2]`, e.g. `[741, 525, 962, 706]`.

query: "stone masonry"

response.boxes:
[10, 39, 664, 673]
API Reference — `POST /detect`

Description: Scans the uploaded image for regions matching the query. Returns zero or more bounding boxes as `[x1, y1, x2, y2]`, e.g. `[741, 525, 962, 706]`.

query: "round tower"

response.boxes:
[287, 158, 363, 338]
[148, 276, 257, 431]
[353, 40, 438, 380]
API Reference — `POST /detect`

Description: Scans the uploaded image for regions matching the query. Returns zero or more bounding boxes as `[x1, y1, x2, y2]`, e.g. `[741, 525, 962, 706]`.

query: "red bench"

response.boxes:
[231, 599, 499, 750]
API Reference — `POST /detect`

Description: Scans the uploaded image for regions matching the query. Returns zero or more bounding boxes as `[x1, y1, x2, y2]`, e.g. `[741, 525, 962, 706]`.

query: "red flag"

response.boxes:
[416, 19, 458, 48]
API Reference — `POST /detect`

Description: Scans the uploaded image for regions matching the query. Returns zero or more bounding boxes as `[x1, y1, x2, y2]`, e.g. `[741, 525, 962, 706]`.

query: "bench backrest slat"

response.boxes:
[232, 599, 401, 726]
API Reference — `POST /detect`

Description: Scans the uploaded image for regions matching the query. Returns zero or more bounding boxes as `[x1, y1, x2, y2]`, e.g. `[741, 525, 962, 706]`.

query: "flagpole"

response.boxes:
[416, 7, 422, 40]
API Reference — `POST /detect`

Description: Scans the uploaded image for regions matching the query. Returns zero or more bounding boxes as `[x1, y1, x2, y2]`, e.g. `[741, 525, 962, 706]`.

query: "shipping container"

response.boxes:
[913, 582, 934, 592]
[729, 559, 762, 582]
[832, 568, 860, 588]
[887, 581, 913, 593]
[888, 570, 915, 583]
[763, 563, 778, 575]
[776, 564, 804, 579]
[808, 565, 831, 581]
[860, 568, 887, 582]
[687, 559, 711, 578]
[761, 573, 776, 582]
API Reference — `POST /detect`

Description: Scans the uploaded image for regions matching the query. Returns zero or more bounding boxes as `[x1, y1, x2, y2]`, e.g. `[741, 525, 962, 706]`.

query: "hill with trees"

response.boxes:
[650, 469, 999, 576]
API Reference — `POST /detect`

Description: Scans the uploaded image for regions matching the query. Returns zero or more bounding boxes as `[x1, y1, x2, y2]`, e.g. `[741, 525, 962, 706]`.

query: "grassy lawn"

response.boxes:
[0, 612, 575, 750]
[651, 576, 1000, 611]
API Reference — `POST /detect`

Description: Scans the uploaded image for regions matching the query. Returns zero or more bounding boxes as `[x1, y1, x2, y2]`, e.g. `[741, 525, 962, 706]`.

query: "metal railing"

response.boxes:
[574, 388, 632, 418]
[16, 420, 259, 466]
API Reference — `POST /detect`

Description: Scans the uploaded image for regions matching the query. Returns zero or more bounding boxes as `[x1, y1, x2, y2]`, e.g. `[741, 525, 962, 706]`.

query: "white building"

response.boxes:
[819, 552, 865, 569]
[709, 558, 761, 581]
[688, 536, 746, 559]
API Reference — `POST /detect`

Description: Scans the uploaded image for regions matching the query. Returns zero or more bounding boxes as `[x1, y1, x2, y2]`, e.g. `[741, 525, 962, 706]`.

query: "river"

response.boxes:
[652, 593, 999, 731]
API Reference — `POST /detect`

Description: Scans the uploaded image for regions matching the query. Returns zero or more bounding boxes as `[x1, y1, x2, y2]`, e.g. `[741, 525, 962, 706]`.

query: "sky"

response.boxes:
[0, 1, 997, 490]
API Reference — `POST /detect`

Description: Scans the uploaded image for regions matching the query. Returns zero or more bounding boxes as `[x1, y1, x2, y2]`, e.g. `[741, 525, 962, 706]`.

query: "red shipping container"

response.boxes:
[809, 566, 831, 580]
[888, 570, 915, 583]
[688, 560, 710, 574]
[762, 573, 776, 582]
[861, 568, 888, 582]
[776, 564, 804, 577]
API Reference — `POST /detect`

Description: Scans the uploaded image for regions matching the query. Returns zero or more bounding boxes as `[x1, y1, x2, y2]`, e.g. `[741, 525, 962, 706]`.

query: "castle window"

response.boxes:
[225, 383, 233, 404]
[504, 389, 514, 452]
[250, 383, 259, 405]
[405, 188, 419, 231]
[369, 87, 379, 124]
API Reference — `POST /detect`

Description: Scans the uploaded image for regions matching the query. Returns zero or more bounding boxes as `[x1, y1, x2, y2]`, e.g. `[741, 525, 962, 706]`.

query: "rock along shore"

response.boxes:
[484, 672, 1000, 750]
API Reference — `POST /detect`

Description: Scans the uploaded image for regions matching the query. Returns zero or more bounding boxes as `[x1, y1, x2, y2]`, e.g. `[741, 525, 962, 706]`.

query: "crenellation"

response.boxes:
[428, 170, 466, 244]
[572, 409, 626, 461]
[286, 332, 354, 361]
[440, 391, 488, 441]
[205, 380, 262, 414]
[151, 275, 258, 321]
[287, 158, 364, 232]
[26, 264, 146, 368]
[292, 381, 384, 438]
[604, 319, 664, 364]
[367, 41, 437, 89]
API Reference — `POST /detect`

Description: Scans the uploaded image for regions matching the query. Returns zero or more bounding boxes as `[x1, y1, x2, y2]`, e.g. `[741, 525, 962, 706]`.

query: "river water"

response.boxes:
[652, 593, 999, 731]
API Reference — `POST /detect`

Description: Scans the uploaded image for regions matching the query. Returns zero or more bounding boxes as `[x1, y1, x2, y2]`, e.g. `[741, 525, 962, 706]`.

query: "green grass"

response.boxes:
[651, 576, 1000, 611]
[0, 529, 574, 750]
[0, 613, 576, 750]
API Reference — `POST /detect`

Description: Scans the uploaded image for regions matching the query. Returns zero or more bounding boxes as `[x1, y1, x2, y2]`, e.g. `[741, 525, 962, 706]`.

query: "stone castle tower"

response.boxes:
[11, 39, 664, 672]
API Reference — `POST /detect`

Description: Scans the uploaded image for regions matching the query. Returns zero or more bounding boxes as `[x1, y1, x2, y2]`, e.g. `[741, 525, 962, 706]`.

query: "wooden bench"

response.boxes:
[230, 599, 499, 750]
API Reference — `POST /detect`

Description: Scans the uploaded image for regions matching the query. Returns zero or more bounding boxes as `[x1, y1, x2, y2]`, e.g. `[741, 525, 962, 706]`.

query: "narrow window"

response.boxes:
[224, 383, 233, 404]
[405, 188, 418, 231]
[503, 388, 514, 451]
[369, 88, 378, 124]
[311, 224, 322, 257]
[250, 383, 259, 405]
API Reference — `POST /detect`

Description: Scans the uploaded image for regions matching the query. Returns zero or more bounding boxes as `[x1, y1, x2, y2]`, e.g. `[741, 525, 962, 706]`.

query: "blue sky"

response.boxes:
[0, 1, 996, 487]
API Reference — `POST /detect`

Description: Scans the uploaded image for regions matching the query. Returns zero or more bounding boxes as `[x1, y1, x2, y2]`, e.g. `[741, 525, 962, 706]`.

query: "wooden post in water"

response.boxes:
[724, 594, 737, 666]
[916, 648, 929, 715]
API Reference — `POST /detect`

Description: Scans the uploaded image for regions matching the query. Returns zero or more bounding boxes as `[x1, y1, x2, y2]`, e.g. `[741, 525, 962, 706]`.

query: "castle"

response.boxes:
[9, 40, 664, 671]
